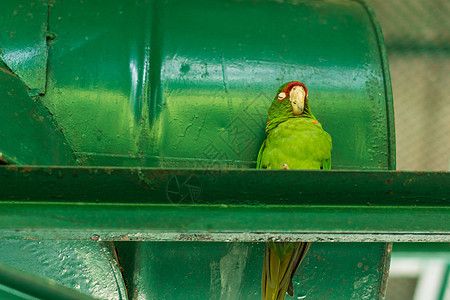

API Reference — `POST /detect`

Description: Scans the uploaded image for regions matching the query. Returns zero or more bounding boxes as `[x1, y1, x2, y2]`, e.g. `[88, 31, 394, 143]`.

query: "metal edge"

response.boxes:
[378, 242, 392, 299]
[2, 231, 449, 243]
[0, 152, 23, 165]
[356, 0, 396, 171]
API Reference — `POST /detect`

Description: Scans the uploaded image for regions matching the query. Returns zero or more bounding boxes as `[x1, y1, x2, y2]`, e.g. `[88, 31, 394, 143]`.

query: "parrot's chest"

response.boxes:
[261, 118, 331, 169]
[269, 119, 325, 147]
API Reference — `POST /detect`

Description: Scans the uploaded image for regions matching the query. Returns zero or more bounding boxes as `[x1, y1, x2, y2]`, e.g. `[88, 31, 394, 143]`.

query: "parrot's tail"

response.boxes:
[261, 242, 311, 300]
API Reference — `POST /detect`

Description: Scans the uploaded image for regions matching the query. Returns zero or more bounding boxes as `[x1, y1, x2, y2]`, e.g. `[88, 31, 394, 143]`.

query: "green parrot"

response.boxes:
[257, 81, 332, 300]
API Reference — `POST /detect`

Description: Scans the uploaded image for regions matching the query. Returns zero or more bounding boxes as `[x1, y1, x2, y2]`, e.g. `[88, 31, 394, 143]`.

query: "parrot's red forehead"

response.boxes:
[282, 81, 308, 96]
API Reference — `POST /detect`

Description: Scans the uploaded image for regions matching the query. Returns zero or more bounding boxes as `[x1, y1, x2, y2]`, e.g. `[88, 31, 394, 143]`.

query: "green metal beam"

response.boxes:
[0, 166, 447, 206]
[0, 166, 448, 242]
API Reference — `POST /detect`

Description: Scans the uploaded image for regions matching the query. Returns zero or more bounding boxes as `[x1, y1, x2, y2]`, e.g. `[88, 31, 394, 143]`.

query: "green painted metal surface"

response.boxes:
[0, 61, 129, 298]
[0, 0, 415, 298]
[0, 261, 96, 300]
[0, 240, 127, 299]
[0, 1, 48, 93]
[0, 60, 75, 165]
[116, 242, 390, 299]
[38, 0, 394, 170]
[0, 167, 448, 241]
[0, 285, 37, 300]
[0, 200, 448, 242]
[0, 166, 447, 206]
[0, 15, 126, 298]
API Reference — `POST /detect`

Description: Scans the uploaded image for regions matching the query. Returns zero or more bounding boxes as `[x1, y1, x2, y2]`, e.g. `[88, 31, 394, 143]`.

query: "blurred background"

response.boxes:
[366, 1, 449, 299]
[367, 0, 449, 172]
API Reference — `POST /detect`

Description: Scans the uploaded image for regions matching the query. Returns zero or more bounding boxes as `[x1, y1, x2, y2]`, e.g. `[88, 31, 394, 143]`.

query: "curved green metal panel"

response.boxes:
[360, 1, 396, 170]
[0, 240, 127, 299]
[0, 285, 35, 300]
[0, 261, 96, 300]
[41, 0, 393, 170]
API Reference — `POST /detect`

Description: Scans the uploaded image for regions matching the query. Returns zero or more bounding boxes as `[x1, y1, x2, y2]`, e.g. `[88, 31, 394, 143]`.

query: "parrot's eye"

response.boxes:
[277, 92, 286, 100]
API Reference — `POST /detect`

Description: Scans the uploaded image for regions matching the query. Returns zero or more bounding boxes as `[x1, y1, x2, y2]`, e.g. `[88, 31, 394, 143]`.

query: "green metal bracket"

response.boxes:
[1, 166, 448, 242]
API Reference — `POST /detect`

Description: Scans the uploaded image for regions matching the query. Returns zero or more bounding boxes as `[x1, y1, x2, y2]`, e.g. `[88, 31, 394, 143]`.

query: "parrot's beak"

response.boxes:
[289, 85, 305, 115]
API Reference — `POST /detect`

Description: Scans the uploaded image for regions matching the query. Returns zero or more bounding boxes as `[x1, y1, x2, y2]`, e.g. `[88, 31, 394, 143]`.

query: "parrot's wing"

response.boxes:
[256, 140, 266, 169]
[286, 243, 310, 296]
[321, 131, 332, 170]
[262, 242, 311, 300]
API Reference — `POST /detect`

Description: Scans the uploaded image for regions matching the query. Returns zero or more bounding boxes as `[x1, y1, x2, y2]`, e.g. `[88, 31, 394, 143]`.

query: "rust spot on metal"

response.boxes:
[0, 67, 14, 76]
[412, 171, 426, 176]
[90, 234, 100, 241]
[386, 191, 393, 195]
[385, 179, 393, 184]
[178, 233, 213, 241]
[403, 178, 414, 187]
[21, 166, 36, 173]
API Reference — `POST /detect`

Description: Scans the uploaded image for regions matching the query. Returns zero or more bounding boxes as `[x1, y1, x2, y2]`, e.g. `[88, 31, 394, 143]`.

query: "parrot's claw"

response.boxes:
[282, 163, 290, 170]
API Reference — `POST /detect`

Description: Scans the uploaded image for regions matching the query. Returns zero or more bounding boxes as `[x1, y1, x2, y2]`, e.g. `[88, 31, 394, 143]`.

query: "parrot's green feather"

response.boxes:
[258, 118, 331, 170]
[259, 82, 332, 300]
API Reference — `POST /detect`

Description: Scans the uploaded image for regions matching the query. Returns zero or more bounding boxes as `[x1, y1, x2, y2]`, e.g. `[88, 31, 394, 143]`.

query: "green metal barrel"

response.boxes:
[1, 0, 447, 299]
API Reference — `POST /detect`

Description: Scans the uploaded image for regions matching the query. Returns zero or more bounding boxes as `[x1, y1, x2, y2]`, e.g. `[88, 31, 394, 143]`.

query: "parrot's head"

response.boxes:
[276, 81, 308, 116]
[267, 81, 316, 121]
